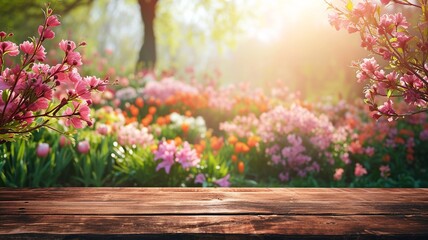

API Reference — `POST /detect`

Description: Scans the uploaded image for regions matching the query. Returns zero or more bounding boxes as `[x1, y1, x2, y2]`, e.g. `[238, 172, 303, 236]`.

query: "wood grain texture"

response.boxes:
[0, 188, 427, 239]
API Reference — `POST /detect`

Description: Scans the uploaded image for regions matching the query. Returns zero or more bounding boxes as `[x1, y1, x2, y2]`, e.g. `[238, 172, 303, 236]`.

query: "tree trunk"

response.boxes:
[136, 0, 157, 74]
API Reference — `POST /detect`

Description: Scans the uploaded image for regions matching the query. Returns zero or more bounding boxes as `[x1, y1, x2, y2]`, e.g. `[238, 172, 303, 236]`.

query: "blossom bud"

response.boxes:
[0, 31, 6, 38]
[36, 143, 50, 158]
[59, 135, 71, 148]
[77, 140, 90, 154]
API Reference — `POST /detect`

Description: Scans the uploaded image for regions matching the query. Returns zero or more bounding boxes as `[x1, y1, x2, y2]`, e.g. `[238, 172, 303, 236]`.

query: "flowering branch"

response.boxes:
[326, 0, 428, 121]
[0, 4, 108, 142]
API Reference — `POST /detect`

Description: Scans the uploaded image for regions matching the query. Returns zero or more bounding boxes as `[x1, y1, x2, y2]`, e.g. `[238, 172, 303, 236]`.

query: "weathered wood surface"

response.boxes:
[0, 188, 427, 239]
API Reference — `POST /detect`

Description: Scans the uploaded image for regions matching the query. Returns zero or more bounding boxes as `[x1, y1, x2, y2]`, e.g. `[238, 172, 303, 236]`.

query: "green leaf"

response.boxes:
[387, 89, 393, 98]
[2, 89, 10, 103]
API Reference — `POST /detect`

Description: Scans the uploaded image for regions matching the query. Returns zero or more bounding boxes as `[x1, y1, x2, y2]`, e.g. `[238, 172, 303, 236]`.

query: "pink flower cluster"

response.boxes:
[327, 0, 428, 119]
[142, 77, 198, 103]
[154, 141, 200, 174]
[219, 114, 259, 138]
[0, 6, 107, 141]
[117, 123, 154, 148]
[258, 105, 335, 149]
[222, 104, 340, 181]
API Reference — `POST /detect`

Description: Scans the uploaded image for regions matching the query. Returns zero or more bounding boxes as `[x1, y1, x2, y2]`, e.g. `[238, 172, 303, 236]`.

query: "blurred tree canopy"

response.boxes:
[0, 0, 93, 42]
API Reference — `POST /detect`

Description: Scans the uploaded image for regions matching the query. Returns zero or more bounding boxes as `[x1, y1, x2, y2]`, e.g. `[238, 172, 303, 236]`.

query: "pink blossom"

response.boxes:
[365, 147, 375, 157]
[36, 143, 50, 158]
[214, 174, 231, 187]
[328, 12, 342, 31]
[0, 41, 19, 56]
[117, 123, 154, 147]
[394, 13, 409, 29]
[78, 104, 91, 123]
[279, 172, 289, 182]
[354, 163, 368, 177]
[379, 165, 390, 178]
[59, 135, 71, 148]
[380, 0, 391, 5]
[360, 57, 379, 75]
[341, 152, 351, 165]
[378, 100, 396, 120]
[59, 40, 76, 52]
[419, 129, 428, 141]
[35, 45, 46, 61]
[378, 14, 395, 35]
[75, 80, 91, 100]
[378, 48, 392, 60]
[391, 32, 412, 49]
[63, 107, 84, 129]
[28, 97, 49, 111]
[84, 76, 106, 91]
[66, 51, 82, 66]
[46, 15, 61, 27]
[38, 25, 55, 39]
[19, 41, 34, 54]
[352, 1, 376, 19]
[96, 124, 110, 135]
[361, 35, 377, 51]
[194, 173, 206, 184]
[154, 141, 177, 174]
[334, 168, 344, 181]
[176, 142, 200, 169]
[22, 111, 34, 125]
[68, 68, 82, 82]
[77, 140, 90, 154]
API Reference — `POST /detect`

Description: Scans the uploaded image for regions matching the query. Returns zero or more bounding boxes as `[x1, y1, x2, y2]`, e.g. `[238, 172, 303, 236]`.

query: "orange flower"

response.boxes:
[394, 137, 405, 145]
[129, 104, 139, 117]
[382, 154, 391, 163]
[247, 136, 260, 148]
[174, 136, 182, 146]
[165, 96, 176, 105]
[185, 110, 192, 117]
[141, 114, 153, 127]
[135, 97, 144, 108]
[125, 116, 137, 125]
[238, 161, 245, 174]
[148, 97, 156, 105]
[181, 123, 190, 133]
[235, 142, 250, 154]
[155, 99, 161, 106]
[210, 136, 224, 151]
[399, 129, 414, 137]
[228, 135, 238, 145]
[231, 154, 238, 163]
[164, 114, 171, 124]
[148, 106, 157, 115]
[194, 140, 206, 156]
[156, 116, 166, 126]
[150, 144, 158, 152]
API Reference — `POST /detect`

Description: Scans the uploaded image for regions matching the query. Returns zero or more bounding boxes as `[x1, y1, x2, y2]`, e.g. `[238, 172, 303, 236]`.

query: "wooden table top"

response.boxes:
[1, 188, 427, 239]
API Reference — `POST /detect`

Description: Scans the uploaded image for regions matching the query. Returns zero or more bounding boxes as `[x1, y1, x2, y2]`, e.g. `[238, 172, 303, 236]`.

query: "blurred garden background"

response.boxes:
[0, 0, 427, 187]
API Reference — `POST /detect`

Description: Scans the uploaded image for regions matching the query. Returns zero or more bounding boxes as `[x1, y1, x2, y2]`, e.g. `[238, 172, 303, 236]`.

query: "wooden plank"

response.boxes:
[1, 188, 427, 202]
[1, 200, 427, 215]
[0, 188, 427, 215]
[1, 215, 428, 236]
[1, 188, 427, 238]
